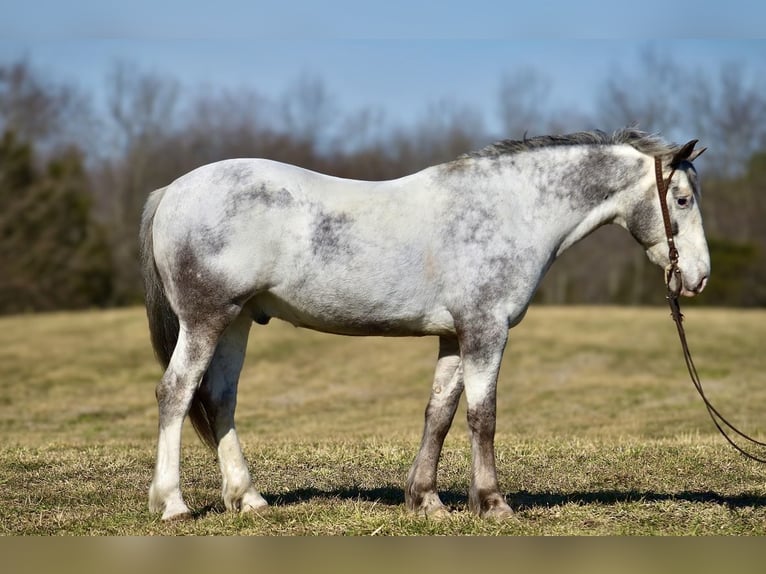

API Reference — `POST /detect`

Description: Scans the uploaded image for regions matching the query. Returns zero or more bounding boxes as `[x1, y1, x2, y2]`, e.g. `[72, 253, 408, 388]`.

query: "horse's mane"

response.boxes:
[461, 128, 680, 160]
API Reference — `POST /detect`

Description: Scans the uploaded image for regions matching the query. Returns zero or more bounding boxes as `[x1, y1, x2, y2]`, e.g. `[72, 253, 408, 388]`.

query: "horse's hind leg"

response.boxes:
[198, 313, 268, 514]
[406, 336, 463, 517]
[148, 320, 224, 520]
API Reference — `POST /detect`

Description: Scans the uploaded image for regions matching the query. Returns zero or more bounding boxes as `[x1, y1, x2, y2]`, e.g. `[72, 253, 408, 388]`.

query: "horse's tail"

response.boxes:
[139, 186, 217, 451]
[140, 187, 178, 369]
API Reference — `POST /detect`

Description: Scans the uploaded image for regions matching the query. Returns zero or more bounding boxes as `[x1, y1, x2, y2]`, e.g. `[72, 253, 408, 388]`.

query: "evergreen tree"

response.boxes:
[0, 130, 113, 313]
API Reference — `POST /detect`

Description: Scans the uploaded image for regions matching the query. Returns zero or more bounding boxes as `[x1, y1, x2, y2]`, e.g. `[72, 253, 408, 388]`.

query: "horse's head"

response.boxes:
[627, 140, 710, 297]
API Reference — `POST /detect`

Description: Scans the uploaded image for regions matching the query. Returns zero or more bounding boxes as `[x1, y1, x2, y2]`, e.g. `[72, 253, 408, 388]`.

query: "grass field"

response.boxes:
[1, 305, 766, 535]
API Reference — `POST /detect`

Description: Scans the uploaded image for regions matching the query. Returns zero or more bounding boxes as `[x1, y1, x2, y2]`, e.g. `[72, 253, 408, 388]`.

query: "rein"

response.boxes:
[654, 157, 766, 463]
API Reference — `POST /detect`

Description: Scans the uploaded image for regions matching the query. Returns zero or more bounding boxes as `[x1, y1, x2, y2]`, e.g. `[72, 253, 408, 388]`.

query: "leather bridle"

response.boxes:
[654, 156, 766, 463]
[653, 157, 681, 297]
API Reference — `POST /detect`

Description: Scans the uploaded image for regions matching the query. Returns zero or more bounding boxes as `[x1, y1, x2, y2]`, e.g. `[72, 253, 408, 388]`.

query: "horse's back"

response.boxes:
[149, 158, 455, 334]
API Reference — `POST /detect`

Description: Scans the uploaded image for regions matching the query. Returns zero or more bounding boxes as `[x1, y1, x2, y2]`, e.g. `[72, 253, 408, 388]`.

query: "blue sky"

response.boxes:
[2, 1, 763, 39]
[1, 2, 765, 136]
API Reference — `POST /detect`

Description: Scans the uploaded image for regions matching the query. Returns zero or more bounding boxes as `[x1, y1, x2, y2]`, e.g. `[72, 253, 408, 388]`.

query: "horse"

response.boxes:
[139, 128, 709, 521]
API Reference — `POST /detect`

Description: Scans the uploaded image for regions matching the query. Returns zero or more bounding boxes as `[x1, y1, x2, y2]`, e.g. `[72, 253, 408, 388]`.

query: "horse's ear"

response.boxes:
[671, 139, 700, 166]
[687, 147, 707, 162]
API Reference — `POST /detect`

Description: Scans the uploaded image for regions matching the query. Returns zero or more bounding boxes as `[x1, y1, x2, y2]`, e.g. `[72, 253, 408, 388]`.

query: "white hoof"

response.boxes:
[161, 505, 192, 521]
[149, 485, 191, 521]
[224, 487, 269, 514]
[240, 489, 269, 514]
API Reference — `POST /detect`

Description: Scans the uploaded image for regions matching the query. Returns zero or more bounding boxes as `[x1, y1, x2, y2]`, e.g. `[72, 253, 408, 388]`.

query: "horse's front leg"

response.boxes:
[406, 336, 463, 517]
[459, 321, 512, 519]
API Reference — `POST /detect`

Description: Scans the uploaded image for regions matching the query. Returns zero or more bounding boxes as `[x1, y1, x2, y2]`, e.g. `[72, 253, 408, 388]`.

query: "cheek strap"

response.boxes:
[654, 157, 680, 295]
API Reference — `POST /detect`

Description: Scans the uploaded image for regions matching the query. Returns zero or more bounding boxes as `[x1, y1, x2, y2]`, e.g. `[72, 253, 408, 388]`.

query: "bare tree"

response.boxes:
[597, 48, 684, 135]
[280, 73, 338, 150]
[497, 68, 552, 139]
[179, 86, 271, 165]
[332, 106, 388, 155]
[686, 63, 766, 178]
[94, 62, 181, 302]
[105, 61, 180, 155]
[0, 59, 94, 157]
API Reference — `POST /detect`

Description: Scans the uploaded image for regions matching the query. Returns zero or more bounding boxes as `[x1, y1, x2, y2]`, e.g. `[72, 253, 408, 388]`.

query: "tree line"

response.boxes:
[1, 51, 765, 314]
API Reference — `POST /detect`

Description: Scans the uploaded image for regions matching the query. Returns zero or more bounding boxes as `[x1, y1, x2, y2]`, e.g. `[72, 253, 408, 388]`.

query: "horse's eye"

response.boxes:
[676, 197, 690, 208]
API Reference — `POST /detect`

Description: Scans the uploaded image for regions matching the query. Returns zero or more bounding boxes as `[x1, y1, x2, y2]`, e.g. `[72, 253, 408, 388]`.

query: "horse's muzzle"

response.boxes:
[666, 265, 708, 298]
[674, 273, 708, 298]
[682, 275, 708, 297]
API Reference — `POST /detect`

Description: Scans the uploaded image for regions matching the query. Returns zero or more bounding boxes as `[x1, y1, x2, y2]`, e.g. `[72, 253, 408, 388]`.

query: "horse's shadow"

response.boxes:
[270, 487, 766, 511]
[192, 487, 766, 518]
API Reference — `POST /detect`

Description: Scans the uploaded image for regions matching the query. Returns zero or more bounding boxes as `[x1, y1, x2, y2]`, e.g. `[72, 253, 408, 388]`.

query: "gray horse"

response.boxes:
[140, 128, 709, 520]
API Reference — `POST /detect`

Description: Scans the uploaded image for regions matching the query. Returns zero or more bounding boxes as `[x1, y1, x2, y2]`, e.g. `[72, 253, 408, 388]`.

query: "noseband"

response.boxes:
[653, 155, 766, 462]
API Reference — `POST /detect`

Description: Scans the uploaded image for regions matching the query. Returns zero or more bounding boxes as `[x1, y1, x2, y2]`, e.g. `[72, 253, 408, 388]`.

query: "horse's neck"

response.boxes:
[509, 146, 650, 257]
[554, 198, 620, 256]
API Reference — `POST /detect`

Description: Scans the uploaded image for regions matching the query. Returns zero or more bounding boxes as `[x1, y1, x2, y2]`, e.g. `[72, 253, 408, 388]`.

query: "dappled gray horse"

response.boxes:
[140, 129, 709, 520]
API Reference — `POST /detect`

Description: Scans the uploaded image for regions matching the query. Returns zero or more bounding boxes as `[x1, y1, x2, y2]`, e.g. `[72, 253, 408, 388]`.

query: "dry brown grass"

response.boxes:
[1, 305, 765, 534]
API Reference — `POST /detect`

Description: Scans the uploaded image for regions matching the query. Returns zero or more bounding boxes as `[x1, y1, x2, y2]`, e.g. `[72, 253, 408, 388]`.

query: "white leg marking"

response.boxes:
[218, 428, 268, 513]
[149, 418, 191, 520]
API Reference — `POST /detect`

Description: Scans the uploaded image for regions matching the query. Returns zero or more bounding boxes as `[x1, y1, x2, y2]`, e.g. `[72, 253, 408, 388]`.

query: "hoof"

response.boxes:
[227, 489, 269, 515]
[409, 491, 451, 519]
[162, 508, 192, 522]
[481, 504, 513, 520]
[149, 488, 192, 522]
[240, 500, 269, 515]
[159, 499, 192, 521]
[423, 505, 452, 520]
[471, 492, 513, 520]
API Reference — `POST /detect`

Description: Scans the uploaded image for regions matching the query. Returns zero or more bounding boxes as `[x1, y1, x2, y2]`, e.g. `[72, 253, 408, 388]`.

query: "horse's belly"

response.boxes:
[250, 291, 455, 337]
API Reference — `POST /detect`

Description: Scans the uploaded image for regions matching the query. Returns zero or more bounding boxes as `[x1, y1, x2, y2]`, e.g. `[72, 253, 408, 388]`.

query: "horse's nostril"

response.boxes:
[696, 276, 708, 293]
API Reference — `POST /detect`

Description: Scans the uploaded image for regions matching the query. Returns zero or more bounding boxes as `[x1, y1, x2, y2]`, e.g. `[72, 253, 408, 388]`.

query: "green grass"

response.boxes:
[1, 306, 765, 534]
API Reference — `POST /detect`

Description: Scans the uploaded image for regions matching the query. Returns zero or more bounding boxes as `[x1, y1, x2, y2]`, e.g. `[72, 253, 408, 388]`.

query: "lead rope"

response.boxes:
[654, 156, 766, 463]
